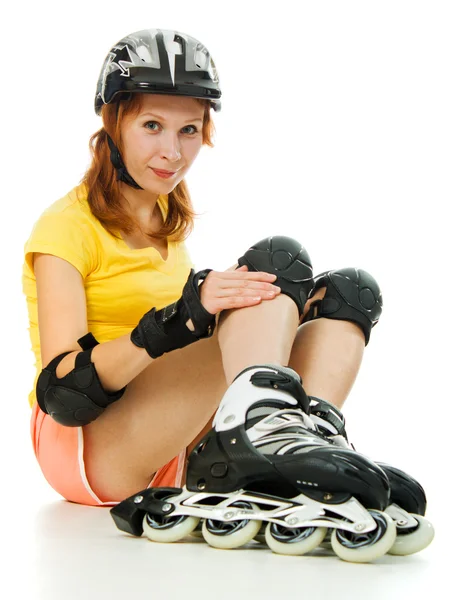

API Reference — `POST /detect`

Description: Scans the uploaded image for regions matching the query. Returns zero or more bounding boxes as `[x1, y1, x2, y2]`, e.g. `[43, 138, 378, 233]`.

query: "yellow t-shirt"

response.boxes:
[22, 182, 195, 408]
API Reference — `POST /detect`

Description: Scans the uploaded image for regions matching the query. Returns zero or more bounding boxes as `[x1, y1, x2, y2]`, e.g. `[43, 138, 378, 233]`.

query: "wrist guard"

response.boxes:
[130, 268, 216, 359]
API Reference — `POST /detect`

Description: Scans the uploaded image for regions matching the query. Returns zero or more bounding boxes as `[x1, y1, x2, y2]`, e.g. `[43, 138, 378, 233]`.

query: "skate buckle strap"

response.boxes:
[309, 397, 347, 437]
[250, 370, 310, 414]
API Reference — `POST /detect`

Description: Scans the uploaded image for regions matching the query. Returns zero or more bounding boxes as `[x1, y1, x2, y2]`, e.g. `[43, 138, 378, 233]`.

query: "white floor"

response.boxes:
[4, 460, 444, 600]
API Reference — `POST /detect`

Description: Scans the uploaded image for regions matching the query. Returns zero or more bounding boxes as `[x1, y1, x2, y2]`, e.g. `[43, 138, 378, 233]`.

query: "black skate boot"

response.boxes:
[111, 365, 397, 563]
[308, 396, 435, 555]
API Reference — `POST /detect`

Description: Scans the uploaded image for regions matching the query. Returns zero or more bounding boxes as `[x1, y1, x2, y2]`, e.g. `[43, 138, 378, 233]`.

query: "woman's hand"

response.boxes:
[199, 265, 281, 316]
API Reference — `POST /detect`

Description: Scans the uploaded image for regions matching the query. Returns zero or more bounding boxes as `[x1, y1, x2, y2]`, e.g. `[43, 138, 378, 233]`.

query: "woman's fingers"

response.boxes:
[213, 271, 278, 292]
[218, 269, 276, 281]
[200, 266, 280, 314]
[216, 284, 280, 297]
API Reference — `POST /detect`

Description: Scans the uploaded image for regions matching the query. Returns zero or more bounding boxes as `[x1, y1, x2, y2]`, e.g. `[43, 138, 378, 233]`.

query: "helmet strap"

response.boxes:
[106, 133, 144, 190]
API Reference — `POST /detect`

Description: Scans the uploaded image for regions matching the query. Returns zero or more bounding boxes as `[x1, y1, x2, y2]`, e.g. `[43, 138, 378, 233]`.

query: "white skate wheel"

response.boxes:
[142, 512, 200, 543]
[265, 522, 328, 556]
[388, 514, 435, 556]
[331, 510, 397, 563]
[202, 502, 262, 549]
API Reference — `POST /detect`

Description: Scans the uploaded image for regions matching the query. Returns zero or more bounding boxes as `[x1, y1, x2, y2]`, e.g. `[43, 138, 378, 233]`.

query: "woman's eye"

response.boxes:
[145, 121, 160, 131]
[144, 121, 198, 134]
[183, 125, 198, 135]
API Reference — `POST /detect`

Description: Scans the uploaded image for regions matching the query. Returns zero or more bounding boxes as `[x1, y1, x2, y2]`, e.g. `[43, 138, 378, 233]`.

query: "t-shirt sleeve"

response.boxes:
[24, 210, 97, 278]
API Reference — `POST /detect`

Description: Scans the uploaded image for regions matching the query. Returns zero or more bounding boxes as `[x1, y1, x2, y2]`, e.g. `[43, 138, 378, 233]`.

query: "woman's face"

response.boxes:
[120, 93, 205, 192]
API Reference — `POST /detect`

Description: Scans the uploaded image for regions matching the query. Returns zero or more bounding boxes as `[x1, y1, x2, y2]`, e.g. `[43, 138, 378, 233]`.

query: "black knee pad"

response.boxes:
[302, 268, 383, 345]
[237, 235, 314, 318]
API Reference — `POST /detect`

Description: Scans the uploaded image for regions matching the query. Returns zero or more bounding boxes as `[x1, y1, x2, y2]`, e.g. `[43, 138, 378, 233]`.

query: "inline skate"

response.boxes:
[307, 396, 435, 555]
[111, 364, 397, 563]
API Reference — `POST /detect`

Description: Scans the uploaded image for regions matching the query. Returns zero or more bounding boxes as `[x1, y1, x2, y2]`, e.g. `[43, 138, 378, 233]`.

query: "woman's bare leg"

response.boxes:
[214, 282, 365, 416]
[217, 294, 300, 385]
[287, 288, 366, 409]
[185, 293, 300, 459]
[83, 326, 229, 500]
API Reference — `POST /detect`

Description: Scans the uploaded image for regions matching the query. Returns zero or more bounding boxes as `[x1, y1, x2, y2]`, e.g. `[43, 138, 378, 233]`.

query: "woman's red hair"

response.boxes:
[79, 93, 215, 242]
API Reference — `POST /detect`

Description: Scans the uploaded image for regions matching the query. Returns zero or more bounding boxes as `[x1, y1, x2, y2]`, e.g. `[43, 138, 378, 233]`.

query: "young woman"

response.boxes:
[22, 28, 432, 561]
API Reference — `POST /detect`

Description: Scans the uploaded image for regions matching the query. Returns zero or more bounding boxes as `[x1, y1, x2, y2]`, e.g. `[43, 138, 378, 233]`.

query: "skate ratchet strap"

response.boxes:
[250, 366, 311, 415]
[309, 396, 347, 437]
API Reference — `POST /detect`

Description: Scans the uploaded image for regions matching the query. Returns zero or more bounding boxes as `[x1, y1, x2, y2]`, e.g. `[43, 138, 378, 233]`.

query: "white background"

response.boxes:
[2, 1, 448, 596]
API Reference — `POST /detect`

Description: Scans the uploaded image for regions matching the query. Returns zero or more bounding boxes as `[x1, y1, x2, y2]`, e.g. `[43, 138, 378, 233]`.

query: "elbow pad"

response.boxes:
[36, 333, 126, 427]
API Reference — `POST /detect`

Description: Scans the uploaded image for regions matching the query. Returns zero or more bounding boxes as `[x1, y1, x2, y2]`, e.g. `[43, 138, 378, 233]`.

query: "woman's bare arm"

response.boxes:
[34, 253, 154, 392]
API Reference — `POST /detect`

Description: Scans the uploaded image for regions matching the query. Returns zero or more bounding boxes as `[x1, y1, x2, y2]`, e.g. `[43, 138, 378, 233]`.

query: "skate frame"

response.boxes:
[152, 486, 379, 534]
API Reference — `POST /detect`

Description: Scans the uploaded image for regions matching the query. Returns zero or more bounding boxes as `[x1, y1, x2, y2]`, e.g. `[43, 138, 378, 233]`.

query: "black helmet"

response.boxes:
[95, 28, 222, 116]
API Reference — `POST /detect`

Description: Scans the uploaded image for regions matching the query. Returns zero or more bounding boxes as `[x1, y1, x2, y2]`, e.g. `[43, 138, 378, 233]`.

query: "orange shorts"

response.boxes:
[30, 401, 186, 506]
